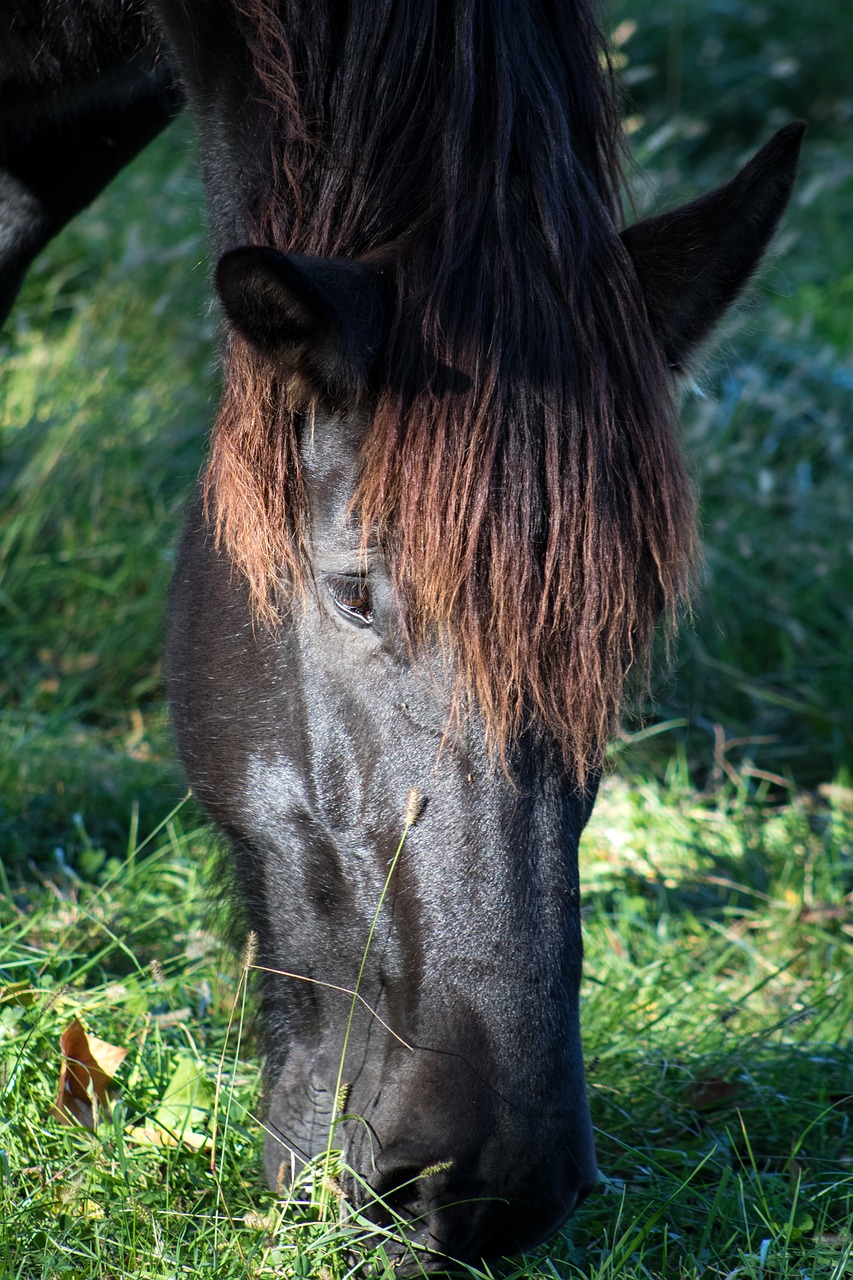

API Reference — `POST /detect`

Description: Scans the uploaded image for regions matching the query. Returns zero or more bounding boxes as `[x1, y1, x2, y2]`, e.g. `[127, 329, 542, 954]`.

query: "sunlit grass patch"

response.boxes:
[568, 776, 853, 1280]
[0, 810, 441, 1280]
[1, 774, 850, 1278]
[0, 809, 259, 1280]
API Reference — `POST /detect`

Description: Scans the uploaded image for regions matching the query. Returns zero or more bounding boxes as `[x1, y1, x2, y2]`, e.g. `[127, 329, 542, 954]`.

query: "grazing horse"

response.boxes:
[1, 1, 802, 1271]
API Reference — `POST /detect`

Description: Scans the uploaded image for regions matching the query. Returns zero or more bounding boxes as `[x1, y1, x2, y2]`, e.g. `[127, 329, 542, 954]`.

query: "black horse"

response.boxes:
[1, 2, 803, 1272]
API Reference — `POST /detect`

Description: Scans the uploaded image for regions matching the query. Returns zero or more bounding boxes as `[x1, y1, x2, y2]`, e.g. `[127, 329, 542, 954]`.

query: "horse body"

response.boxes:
[2, 1, 803, 1271]
[0, 1, 181, 325]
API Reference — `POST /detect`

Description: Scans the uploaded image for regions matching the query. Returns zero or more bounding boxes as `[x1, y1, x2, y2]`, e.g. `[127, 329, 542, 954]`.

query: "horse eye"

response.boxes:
[325, 574, 373, 627]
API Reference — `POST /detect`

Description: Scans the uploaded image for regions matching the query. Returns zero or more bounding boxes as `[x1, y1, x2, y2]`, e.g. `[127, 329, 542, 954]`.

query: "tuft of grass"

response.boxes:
[566, 774, 853, 1280]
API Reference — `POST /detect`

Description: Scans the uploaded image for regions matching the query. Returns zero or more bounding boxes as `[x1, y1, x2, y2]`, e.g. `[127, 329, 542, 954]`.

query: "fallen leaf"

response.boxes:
[684, 1078, 741, 1110]
[126, 1054, 213, 1152]
[799, 903, 849, 924]
[53, 1186, 105, 1219]
[50, 1018, 127, 1129]
[149, 1007, 193, 1028]
[58, 653, 100, 675]
[126, 1122, 211, 1152]
[0, 981, 38, 1008]
[818, 783, 853, 810]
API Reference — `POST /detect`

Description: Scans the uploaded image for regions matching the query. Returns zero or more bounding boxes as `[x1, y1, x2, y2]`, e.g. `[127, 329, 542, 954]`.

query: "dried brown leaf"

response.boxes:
[50, 1018, 127, 1129]
[684, 1077, 740, 1111]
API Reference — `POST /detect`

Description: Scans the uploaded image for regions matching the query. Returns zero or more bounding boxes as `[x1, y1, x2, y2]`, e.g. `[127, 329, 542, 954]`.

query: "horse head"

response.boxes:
[169, 248, 602, 1265]
[166, 120, 801, 1272]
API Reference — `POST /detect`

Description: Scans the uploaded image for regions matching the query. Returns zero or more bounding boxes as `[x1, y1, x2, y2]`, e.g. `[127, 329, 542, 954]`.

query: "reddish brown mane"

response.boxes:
[205, 0, 697, 783]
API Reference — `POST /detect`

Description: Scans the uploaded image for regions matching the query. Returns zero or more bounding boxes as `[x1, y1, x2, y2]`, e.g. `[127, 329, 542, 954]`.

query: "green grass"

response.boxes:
[1, 782, 850, 1278]
[0, 119, 211, 863]
[1, 7, 852, 1277]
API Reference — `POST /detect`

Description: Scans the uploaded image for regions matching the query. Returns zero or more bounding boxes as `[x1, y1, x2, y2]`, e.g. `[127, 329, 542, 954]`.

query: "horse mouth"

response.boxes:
[339, 1164, 592, 1275]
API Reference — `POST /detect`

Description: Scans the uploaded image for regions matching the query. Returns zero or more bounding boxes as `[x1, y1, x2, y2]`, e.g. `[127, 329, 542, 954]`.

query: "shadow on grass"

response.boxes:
[0, 709, 189, 872]
[565, 1034, 853, 1279]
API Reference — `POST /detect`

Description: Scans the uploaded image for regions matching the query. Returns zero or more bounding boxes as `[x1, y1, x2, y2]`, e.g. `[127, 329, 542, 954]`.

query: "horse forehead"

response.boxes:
[302, 410, 367, 558]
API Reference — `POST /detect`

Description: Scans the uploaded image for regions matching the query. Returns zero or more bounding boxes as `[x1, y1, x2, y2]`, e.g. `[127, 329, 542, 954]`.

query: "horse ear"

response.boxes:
[621, 122, 804, 371]
[215, 246, 388, 405]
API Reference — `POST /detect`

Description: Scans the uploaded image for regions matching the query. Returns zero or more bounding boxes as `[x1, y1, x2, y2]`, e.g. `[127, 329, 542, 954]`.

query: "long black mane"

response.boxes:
[206, 0, 696, 780]
[236, 0, 624, 249]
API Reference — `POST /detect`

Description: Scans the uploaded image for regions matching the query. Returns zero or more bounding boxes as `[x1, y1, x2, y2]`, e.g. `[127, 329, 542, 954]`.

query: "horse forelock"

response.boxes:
[204, 0, 698, 784]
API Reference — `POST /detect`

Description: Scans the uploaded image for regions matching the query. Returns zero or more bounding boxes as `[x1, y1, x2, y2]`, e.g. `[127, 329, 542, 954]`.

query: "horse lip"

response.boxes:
[390, 1226, 449, 1272]
[349, 1221, 471, 1278]
[345, 1162, 594, 1272]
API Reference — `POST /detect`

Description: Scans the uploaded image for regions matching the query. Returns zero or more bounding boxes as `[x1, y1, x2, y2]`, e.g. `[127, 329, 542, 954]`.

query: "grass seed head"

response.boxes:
[403, 788, 422, 826]
[334, 1081, 351, 1115]
[241, 930, 259, 970]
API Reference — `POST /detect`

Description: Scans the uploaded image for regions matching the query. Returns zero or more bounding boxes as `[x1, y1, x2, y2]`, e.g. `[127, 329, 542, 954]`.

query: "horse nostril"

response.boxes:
[369, 1164, 431, 1222]
[353, 1164, 451, 1271]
